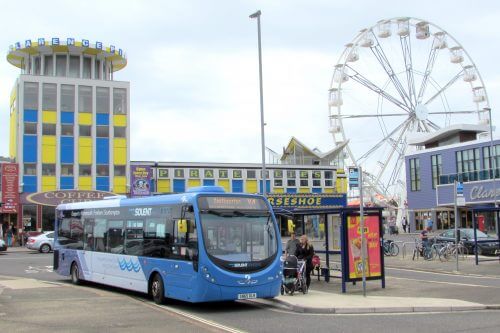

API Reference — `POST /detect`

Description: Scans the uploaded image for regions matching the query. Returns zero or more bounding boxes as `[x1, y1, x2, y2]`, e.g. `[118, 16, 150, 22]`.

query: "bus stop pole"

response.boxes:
[359, 166, 366, 297]
[454, 180, 459, 272]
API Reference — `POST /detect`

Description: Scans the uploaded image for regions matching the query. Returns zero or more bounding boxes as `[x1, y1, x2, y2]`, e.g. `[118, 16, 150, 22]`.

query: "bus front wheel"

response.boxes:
[151, 274, 166, 304]
[71, 262, 81, 285]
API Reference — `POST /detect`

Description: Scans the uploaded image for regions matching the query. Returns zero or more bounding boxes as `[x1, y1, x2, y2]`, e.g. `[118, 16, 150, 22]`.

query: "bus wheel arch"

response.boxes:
[149, 272, 166, 304]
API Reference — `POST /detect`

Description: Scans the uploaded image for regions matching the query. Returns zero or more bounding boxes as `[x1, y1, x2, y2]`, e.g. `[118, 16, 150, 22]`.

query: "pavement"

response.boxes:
[4, 244, 500, 315]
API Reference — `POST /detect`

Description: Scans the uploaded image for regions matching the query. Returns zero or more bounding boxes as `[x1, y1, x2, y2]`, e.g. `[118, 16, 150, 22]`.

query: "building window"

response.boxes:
[95, 59, 101, 79]
[69, 55, 80, 78]
[456, 148, 480, 182]
[33, 56, 41, 75]
[232, 170, 242, 178]
[300, 179, 309, 187]
[42, 164, 56, 176]
[409, 158, 420, 191]
[219, 170, 228, 178]
[96, 125, 109, 137]
[431, 154, 442, 189]
[274, 179, 283, 187]
[79, 125, 91, 137]
[114, 165, 126, 176]
[313, 179, 321, 187]
[44, 55, 53, 76]
[483, 145, 500, 177]
[79, 165, 92, 176]
[299, 170, 309, 179]
[61, 164, 74, 176]
[42, 123, 56, 136]
[325, 171, 333, 179]
[78, 86, 92, 113]
[260, 170, 269, 179]
[325, 179, 333, 187]
[24, 82, 39, 109]
[247, 170, 256, 179]
[56, 55, 67, 77]
[61, 85, 75, 112]
[24, 163, 36, 175]
[97, 165, 109, 176]
[113, 88, 127, 114]
[96, 87, 110, 114]
[174, 169, 185, 178]
[287, 179, 296, 187]
[204, 169, 214, 178]
[312, 171, 321, 179]
[82, 57, 91, 79]
[42, 83, 57, 110]
[114, 126, 126, 138]
[61, 124, 74, 136]
[24, 123, 37, 135]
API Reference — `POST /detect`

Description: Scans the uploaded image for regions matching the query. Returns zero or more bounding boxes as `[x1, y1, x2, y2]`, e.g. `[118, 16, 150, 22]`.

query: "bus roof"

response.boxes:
[56, 186, 264, 211]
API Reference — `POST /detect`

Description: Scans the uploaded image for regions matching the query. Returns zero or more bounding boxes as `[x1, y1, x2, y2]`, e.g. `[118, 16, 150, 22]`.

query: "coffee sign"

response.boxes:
[27, 190, 117, 207]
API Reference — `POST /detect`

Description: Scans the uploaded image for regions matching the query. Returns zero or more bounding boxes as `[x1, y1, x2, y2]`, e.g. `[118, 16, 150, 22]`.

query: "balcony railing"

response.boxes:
[439, 168, 500, 185]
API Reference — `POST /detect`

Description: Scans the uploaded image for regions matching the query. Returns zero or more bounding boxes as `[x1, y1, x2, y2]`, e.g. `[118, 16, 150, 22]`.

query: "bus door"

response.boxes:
[165, 217, 198, 297]
[81, 218, 95, 279]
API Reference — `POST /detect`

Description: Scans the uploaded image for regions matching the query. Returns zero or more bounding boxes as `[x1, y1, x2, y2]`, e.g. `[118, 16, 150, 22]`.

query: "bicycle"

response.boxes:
[412, 239, 433, 261]
[438, 241, 468, 262]
[383, 239, 399, 256]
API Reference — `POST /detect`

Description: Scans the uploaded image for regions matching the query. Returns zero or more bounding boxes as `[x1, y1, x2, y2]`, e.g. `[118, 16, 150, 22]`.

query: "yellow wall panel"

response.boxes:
[157, 179, 171, 193]
[79, 137, 92, 164]
[113, 138, 127, 165]
[41, 176, 56, 192]
[299, 188, 309, 193]
[113, 115, 127, 127]
[217, 179, 230, 192]
[324, 188, 334, 193]
[78, 176, 92, 190]
[113, 176, 127, 194]
[245, 180, 258, 193]
[187, 179, 201, 188]
[9, 107, 17, 159]
[272, 187, 284, 194]
[78, 113, 93, 125]
[42, 136, 56, 163]
[42, 110, 57, 123]
[113, 138, 127, 148]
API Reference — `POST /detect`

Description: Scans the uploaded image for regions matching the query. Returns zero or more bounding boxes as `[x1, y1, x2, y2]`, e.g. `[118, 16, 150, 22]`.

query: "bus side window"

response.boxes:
[173, 218, 198, 261]
[83, 218, 95, 251]
[93, 219, 107, 252]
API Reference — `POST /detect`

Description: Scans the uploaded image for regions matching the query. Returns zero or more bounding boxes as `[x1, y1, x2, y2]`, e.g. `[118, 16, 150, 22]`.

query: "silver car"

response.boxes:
[26, 231, 54, 253]
[0, 238, 6, 251]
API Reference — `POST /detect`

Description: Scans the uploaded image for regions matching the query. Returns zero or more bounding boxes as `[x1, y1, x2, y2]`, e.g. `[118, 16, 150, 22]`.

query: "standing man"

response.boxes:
[402, 217, 408, 233]
[285, 232, 300, 257]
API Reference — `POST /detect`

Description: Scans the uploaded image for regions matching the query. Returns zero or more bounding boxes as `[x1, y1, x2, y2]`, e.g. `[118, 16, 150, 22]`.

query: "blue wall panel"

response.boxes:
[259, 180, 271, 194]
[312, 188, 322, 193]
[23, 135, 37, 163]
[286, 188, 297, 194]
[60, 176, 74, 190]
[60, 137, 74, 164]
[203, 179, 215, 186]
[173, 179, 185, 193]
[96, 138, 109, 164]
[23, 109, 37, 122]
[96, 177, 109, 191]
[23, 175, 37, 193]
[96, 114, 110, 125]
[232, 180, 243, 193]
[60, 112, 74, 124]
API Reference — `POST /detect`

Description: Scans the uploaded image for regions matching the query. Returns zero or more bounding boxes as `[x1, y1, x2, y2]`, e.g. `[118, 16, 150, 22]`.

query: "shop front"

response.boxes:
[0, 163, 20, 242]
[19, 190, 117, 234]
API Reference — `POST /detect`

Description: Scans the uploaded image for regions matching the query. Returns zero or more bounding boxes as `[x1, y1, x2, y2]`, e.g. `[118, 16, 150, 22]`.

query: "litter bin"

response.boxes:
[321, 267, 330, 282]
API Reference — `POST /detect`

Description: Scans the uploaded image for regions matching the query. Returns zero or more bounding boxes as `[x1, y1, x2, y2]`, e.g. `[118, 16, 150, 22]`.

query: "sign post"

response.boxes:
[454, 181, 463, 272]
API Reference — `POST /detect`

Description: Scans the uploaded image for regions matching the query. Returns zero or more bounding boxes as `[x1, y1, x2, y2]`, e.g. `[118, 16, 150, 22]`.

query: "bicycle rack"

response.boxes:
[401, 241, 415, 258]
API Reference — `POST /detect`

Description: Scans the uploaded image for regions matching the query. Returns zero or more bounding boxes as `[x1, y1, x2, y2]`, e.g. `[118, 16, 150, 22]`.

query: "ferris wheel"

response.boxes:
[328, 17, 490, 206]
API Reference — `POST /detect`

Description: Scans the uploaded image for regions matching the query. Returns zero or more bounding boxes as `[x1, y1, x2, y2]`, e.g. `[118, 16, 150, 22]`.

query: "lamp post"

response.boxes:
[484, 107, 499, 242]
[250, 10, 267, 195]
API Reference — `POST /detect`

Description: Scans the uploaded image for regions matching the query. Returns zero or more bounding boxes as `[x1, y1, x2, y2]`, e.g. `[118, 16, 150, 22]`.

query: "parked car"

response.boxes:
[0, 238, 7, 251]
[435, 228, 499, 256]
[26, 231, 55, 253]
[22, 231, 43, 245]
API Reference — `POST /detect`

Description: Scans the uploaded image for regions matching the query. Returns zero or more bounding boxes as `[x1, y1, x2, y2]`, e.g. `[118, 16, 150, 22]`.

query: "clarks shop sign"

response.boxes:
[470, 186, 500, 200]
[27, 190, 117, 206]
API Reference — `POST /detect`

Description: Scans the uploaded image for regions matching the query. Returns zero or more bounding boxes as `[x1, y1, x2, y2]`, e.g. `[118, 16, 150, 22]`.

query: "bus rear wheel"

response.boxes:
[71, 263, 81, 285]
[151, 274, 166, 304]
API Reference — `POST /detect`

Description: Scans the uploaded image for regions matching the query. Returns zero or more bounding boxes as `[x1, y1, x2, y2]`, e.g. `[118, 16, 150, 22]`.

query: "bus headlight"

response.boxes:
[202, 266, 208, 273]
[210, 277, 216, 283]
[205, 273, 211, 279]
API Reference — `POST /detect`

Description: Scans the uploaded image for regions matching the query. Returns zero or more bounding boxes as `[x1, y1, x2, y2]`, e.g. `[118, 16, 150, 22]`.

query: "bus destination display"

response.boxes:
[199, 196, 268, 210]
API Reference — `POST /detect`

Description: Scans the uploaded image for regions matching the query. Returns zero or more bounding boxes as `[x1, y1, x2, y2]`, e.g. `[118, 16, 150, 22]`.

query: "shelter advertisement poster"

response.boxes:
[347, 215, 381, 279]
[0, 163, 19, 213]
[130, 166, 151, 197]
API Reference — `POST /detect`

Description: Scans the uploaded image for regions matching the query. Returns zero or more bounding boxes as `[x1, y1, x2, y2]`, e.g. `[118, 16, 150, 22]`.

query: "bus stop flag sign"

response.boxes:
[348, 167, 359, 188]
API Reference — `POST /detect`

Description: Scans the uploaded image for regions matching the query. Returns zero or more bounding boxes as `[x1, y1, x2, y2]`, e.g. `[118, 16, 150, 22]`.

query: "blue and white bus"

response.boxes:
[54, 186, 281, 303]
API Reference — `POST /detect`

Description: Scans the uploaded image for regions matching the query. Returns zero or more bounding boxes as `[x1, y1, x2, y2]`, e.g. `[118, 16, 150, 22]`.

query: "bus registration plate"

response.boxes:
[237, 293, 257, 300]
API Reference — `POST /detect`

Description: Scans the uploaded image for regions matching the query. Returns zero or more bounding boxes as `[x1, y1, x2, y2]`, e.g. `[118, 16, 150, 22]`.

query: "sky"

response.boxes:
[1, 0, 500, 166]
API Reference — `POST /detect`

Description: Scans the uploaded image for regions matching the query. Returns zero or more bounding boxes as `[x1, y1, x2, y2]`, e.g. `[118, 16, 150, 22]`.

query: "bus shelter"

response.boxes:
[273, 206, 385, 291]
[469, 206, 500, 264]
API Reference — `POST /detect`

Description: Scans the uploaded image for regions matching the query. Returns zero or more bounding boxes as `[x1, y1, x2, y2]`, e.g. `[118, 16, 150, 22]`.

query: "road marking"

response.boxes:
[386, 267, 500, 280]
[24, 266, 53, 274]
[388, 276, 500, 289]
[155, 304, 247, 333]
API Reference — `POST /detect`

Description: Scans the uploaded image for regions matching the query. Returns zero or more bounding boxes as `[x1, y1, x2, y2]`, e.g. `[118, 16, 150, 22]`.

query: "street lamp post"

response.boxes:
[250, 10, 267, 195]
